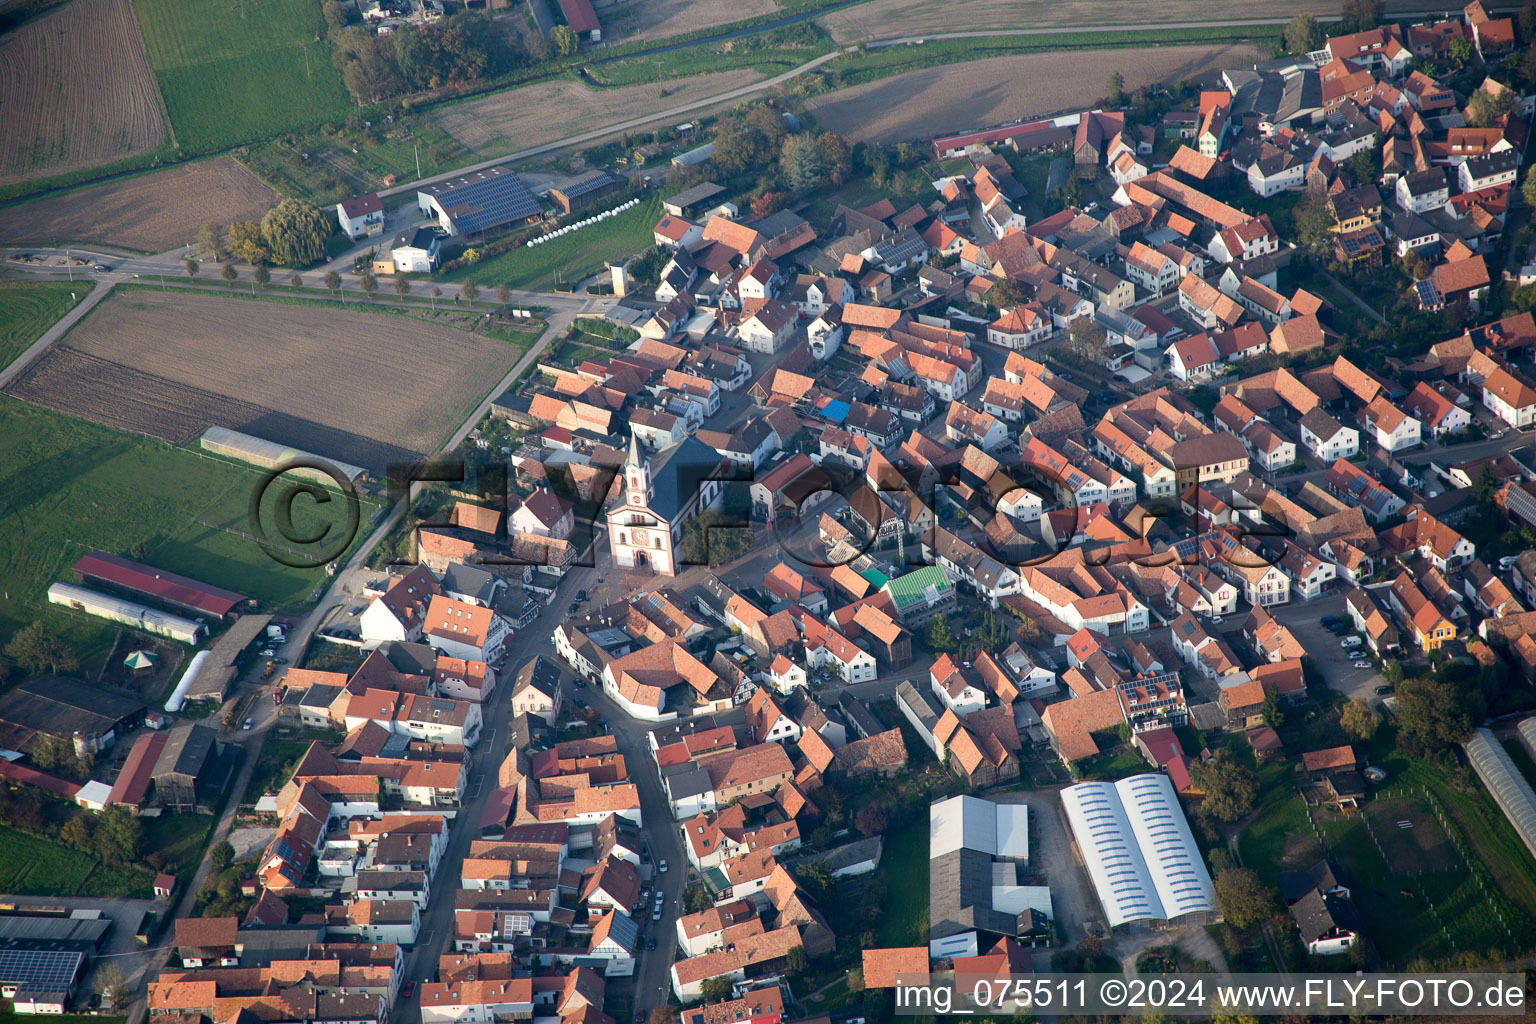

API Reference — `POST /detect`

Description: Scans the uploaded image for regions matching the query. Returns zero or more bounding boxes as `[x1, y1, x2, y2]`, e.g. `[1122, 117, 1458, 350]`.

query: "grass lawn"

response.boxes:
[246, 737, 317, 802]
[872, 815, 927, 947]
[0, 825, 98, 896]
[242, 120, 477, 205]
[0, 280, 87, 370]
[0, 398, 374, 658]
[144, 812, 216, 882]
[132, 0, 352, 154]
[1077, 744, 1147, 782]
[0, 1010, 123, 1024]
[440, 196, 662, 289]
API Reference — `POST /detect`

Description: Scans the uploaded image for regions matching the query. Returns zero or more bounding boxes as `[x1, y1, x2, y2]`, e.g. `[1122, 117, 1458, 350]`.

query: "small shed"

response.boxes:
[154, 874, 177, 898]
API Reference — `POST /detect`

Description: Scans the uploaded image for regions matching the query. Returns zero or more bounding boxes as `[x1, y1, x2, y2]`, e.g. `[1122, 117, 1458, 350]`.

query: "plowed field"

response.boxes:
[4, 289, 521, 472]
[0, 0, 168, 187]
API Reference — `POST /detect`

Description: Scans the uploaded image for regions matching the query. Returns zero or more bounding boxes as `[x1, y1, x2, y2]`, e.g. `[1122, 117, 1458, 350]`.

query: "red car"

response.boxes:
[402, 983, 416, 998]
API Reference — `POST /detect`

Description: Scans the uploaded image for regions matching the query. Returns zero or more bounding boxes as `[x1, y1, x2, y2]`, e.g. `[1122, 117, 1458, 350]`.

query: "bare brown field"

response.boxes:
[0, 0, 168, 187]
[604, 0, 777, 41]
[805, 44, 1266, 143]
[433, 69, 764, 155]
[3, 289, 522, 472]
[0, 157, 278, 251]
[818, 0, 1441, 44]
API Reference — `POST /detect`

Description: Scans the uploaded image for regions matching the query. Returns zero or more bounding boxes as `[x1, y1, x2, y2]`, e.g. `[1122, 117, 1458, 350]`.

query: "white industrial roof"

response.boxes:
[929, 795, 1029, 861]
[1468, 726, 1536, 863]
[1060, 774, 1215, 929]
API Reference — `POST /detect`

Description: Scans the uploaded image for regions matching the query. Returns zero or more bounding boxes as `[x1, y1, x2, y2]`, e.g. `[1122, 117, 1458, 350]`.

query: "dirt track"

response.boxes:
[805, 43, 1266, 143]
[607, 0, 777, 41]
[0, 0, 168, 188]
[4, 289, 521, 472]
[432, 69, 764, 156]
[0, 157, 278, 251]
[818, 0, 1453, 44]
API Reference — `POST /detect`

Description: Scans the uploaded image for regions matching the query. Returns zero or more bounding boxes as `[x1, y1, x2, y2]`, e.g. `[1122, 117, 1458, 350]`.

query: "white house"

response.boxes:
[423, 595, 510, 664]
[359, 566, 440, 645]
[1360, 397, 1421, 453]
[338, 193, 385, 240]
[390, 227, 441, 273]
[1299, 409, 1359, 461]
[767, 655, 808, 695]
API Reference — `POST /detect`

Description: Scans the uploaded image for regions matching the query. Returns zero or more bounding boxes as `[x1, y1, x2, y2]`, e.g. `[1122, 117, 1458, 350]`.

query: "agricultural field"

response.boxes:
[0, 824, 99, 896]
[131, 0, 352, 154]
[4, 289, 522, 473]
[0, 157, 278, 251]
[0, 281, 87, 371]
[432, 69, 763, 157]
[0, 397, 375, 658]
[805, 43, 1265, 143]
[440, 196, 662, 289]
[604, 0, 776, 42]
[0, 0, 168, 189]
[815, 0, 1437, 44]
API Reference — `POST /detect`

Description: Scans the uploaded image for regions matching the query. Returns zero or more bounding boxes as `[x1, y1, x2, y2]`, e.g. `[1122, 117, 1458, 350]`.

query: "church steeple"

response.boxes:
[625, 433, 653, 506]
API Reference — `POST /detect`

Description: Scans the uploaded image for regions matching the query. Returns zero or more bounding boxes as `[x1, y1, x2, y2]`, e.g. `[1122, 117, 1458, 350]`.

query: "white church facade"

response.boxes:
[607, 434, 726, 575]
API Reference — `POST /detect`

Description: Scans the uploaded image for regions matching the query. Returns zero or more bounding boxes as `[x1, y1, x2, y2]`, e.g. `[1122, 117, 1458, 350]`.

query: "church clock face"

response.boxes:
[630, 490, 646, 505]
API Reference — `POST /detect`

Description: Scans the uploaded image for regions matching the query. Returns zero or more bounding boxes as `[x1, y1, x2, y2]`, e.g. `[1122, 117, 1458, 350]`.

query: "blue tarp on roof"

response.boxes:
[819, 400, 850, 422]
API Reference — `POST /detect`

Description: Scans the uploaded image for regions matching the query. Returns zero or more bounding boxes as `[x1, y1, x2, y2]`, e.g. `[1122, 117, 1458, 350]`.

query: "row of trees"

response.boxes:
[331, 12, 533, 105]
[199, 198, 331, 267]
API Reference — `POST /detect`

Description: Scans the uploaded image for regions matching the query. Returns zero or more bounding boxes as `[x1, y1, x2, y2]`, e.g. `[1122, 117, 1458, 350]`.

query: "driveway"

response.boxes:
[992, 789, 1100, 948]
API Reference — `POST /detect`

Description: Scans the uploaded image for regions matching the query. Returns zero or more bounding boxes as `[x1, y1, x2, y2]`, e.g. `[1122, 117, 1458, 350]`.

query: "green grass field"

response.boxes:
[0, 398, 376, 659]
[0, 825, 98, 895]
[132, 0, 352, 154]
[873, 816, 928, 947]
[0, 281, 88, 370]
[440, 196, 662, 289]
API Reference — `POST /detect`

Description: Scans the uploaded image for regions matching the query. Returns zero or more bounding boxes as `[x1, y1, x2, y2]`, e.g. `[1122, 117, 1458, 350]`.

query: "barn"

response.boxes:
[72, 551, 247, 620]
[0, 676, 146, 756]
[200, 427, 367, 485]
[558, 0, 600, 39]
[418, 168, 541, 237]
[548, 171, 626, 215]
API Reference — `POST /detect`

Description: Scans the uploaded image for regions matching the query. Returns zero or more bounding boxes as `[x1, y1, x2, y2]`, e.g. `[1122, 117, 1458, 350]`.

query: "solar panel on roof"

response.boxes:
[424, 170, 541, 234]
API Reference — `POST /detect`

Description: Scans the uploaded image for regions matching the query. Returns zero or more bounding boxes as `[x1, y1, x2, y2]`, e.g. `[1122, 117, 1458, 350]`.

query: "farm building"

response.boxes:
[152, 723, 223, 813]
[109, 731, 168, 811]
[548, 171, 626, 215]
[1469, 726, 1536, 863]
[0, 940, 87, 1014]
[663, 182, 725, 218]
[928, 795, 1046, 943]
[0, 675, 146, 756]
[48, 582, 206, 644]
[200, 426, 367, 485]
[418, 168, 541, 237]
[389, 227, 442, 274]
[337, 193, 385, 240]
[558, 0, 600, 39]
[72, 551, 248, 620]
[1060, 774, 1217, 931]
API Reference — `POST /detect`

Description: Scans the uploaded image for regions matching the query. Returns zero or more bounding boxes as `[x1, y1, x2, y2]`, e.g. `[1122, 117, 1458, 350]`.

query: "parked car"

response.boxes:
[260, 648, 276, 657]
[652, 907, 662, 921]
[1209, 615, 1224, 624]
[659, 860, 668, 873]
[402, 983, 415, 998]
[1374, 684, 1394, 696]
[1321, 616, 1343, 627]
[1340, 637, 1362, 647]
[272, 656, 288, 665]
[93, 264, 111, 272]
[1500, 555, 1519, 570]
[1352, 660, 1372, 669]
[242, 718, 253, 730]
[647, 937, 657, 951]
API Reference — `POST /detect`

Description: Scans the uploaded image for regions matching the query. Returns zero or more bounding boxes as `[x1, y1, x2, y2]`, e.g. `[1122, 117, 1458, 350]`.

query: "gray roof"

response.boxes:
[662, 762, 712, 800]
[420, 169, 540, 233]
[392, 227, 438, 252]
[155, 723, 216, 782]
[441, 563, 501, 603]
[665, 181, 724, 211]
[635, 435, 725, 523]
[512, 655, 561, 700]
[1289, 888, 1357, 943]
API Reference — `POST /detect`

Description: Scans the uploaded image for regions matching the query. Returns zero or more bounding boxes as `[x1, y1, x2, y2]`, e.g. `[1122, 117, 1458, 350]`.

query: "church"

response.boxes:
[607, 433, 725, 575]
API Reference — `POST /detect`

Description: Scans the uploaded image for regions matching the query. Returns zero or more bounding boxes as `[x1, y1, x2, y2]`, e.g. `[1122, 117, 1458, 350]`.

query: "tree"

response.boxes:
[1076, 934, 1103, 960]
[1107, 70, 1126, 106]
[184, 257, 199, 279]
[496, 283, 511, 306]
[99, 806, 142, 863]
[712, 116, 755, 175]
[210, 839, 235, 871]
[1283, 12, 1322, 54]
[1340, 0, 1381, 32]
[862, 142, 890, 188]
[817, 131, 852, 186]
[260, 198, 330, 267]
[1340, 698, 1379, 741]
[925, 614, 956, 653]
[1523, 42, 1536, 85]
[1213, 867, 1276, 930]
[323, 0, 350, 29]
[1450, 36, 1474, 64]
[1394, 674, 1476, 754]
[523, 29, 550, 63]
[1293, 189, 1333, 249]
[60, 814, 95, 851]
[96, 964, 130, 1012]
[1065, 316, 1107, 360]
[289, 273, 303, 288]
[627, 245, 669, 291]
[324, 269, 342, 294]
[682, 885, 711, 913]
[5, 621, 78, 675]
[988, 277, 1024, 310]
[700, 976, 734, 1003]
[198, 221, 224, 260]
[1467, 86, 1515, 128]
[781, 133, 826, 191]
[393, 273, 412, 296]
[460, 279, 480, 302]
[855, 802, 889, 837]
[550, 24, 579, 58]
[749, 191, 786, 219]
[744, 104, 788, 159]
[1190, 750, 1257, 822]
[228, 220, 268, 264]
[220, 263, 238, 284]
[334, 27, 407, 103]
[678, 510, 751, 566]
[253, 264, 271, 289]
[786, 945, 809, 975]
[1522, 167, 1536, 212]
[649, 1009, 675, 1024]
[360, 271, 378, 299]
[1261, 686, 1284, 728]
[462, 247, 482, 266]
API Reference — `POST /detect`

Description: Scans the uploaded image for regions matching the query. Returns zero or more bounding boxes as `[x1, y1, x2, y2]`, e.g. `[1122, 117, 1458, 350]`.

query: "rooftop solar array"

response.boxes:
[422, 169, 541, 234]
[556, 171, 625, 201]
[0, 945, 85, 994]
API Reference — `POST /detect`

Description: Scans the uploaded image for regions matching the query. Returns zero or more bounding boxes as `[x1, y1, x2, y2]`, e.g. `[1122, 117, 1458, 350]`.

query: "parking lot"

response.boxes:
[1271, 592, 1385, 704]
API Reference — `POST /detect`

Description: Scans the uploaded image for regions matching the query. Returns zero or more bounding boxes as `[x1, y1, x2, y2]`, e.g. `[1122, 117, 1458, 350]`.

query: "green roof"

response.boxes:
[883, 566, 953, 609]
[859, 568, 889, 589]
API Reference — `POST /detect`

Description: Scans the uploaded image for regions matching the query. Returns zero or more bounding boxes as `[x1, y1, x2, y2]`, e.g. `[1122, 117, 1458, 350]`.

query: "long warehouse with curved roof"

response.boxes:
[1060, 773, 1217, 931]
[1469, 725, 1536, 863]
